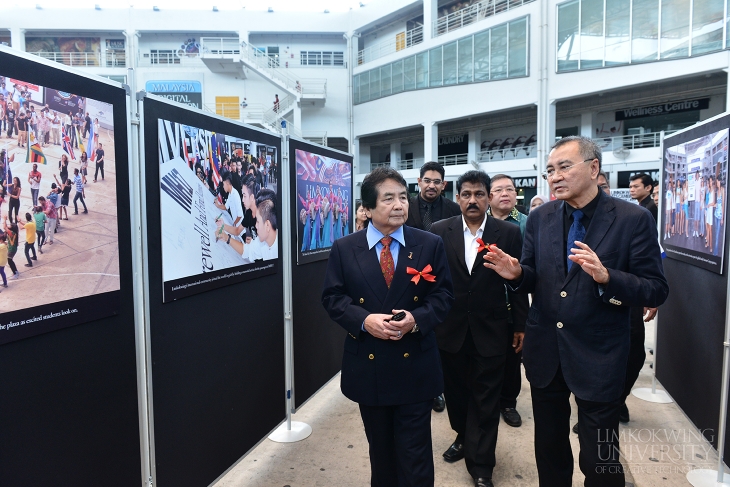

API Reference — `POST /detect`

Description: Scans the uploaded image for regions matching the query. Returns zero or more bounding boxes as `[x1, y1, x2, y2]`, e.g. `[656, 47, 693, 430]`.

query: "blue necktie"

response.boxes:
[567, 209, 586, 272]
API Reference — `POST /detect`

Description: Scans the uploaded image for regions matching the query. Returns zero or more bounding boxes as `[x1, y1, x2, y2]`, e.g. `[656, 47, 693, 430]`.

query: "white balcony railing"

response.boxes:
[398, 158, 425, 170]
[200, 37, 240, 55]
[303, 131, 328, 147]
[357, 26, 424, 65]
[433, 0, 536, 37]
[28, 51, 102, 67]
[138, 50, 204, 66]
[593, 131, 675, 151]
[203, 102, 241, 120]
[370, 161, 391, 171]
[439, 153, 469, 166]
[300, 78, 328, 96]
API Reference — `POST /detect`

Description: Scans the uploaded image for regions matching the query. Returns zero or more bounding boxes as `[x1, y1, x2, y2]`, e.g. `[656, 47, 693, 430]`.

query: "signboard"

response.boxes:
[616, 98, 710, 121]
[514, 176, 537, 189]
[438, 133, 468, 156]
[105, 39, 125, 50]
[661, 118, 729, 274]
[145, 80, 203, 109]
[156, 116, 279, 302]
[44, 88, 84, 114]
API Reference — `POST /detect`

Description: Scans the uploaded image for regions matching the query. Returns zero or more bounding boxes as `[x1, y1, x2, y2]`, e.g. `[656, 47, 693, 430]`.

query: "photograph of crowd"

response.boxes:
[0, 74, 120, 314]
[295, 148, 352, 264]
[663, 127, 728, 273]
[158, 118, 279, 301]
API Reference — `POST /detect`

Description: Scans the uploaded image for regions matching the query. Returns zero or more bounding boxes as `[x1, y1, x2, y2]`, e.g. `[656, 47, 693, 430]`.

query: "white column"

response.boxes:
[580, 111, 595, 138]
[424, 121, 439, 163]
[10, 28, 25, 51]
[468, 129, 480, 167]
[390, 142, 401, 169]
[239, 30, 249, 46]
[293, 101, 302, 133]
[423, 0, 439, 40]
[352, 137, 360, 173]
[536, 101, 556, 198]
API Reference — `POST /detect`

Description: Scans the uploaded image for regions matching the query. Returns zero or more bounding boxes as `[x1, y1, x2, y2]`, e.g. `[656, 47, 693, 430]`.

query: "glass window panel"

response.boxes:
[661, 0, 690, 58]
[727, 0, 730, 48]
[458, 37, 473, 83]
[353, 74, 358, 103]
[429, 46, 443, 87]
[392, 60, 404, 93]
[557, 0, 580, 71]
[605, 0, 631, 64]
[443, 42, 458, 85]
[580, 0, 604, 68]
[490, 24, 508, 79]
[692, 0, 724, 54]
[404, 56, 416, 90]
[370, 68, 381, 99]
[381, 64, 392, 96]
[632, 0, 659, 62]
[508, 18, 528, 76]
[416, 51, 429, 89]
[360, 71, 370, 102]
[474, 30, 490, 80]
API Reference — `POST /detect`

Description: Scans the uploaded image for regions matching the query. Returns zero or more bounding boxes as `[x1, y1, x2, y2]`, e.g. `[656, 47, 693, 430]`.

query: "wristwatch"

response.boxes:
[226, 234, 231, 245]
[411, 323, 419, 334]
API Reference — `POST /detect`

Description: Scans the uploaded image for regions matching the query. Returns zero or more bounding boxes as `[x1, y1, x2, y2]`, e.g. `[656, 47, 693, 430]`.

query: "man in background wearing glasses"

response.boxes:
[486, 174, 527, 429]
[405, 161, 461, 415]
[484, 136, 668, 487]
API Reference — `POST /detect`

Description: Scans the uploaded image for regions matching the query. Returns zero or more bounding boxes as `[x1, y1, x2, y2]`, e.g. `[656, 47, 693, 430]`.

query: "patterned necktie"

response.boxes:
[423, 203, 433, 231]
[380, 236, 395, 288]
[567, 209, 586, 272]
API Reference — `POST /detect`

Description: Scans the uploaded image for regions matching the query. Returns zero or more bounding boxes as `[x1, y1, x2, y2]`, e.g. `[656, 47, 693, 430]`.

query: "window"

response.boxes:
[443, 42, 458, 85]
[508, 19, 528, 76]
[458, 37, 473, 83]
[149, 49, 179, 65]
[429, 46, 443, 87]
[557, 0, 580, 71]
[300, 51, 345, 66]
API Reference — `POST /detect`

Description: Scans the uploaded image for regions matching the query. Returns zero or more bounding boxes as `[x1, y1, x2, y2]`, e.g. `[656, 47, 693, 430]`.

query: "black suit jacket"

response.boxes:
[431, 215, 529, 357]
[515, 190, 669, 402]
[321, 225, 455, 406]
[406, 194, 461, 230]
[639, 196, 658, 222]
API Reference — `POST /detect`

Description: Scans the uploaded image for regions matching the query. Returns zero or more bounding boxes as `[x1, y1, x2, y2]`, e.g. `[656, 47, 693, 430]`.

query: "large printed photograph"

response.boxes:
[295, 148, 352, 265]
[158, 118, 279, 302]
[662, 126, 728, 274]
[0, 71, 121, 344]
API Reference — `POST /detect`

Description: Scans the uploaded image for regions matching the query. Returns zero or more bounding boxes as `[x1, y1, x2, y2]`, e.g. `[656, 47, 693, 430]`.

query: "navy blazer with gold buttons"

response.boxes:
[321, 224, 454, 406]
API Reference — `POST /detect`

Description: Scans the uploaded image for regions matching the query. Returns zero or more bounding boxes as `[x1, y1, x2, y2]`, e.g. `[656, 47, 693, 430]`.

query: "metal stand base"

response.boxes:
[632, 387, 674, 403]
[268, 421, 312, 443]
[687, 469, 730, 486]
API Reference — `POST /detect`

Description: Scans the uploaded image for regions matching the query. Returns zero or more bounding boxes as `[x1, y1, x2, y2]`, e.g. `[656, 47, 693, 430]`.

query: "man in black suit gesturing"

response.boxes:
[322, 167, 454, 486]
[405, 160, 460, 413]
[484, 136, 669, 486]
[431, 170, 529, 487]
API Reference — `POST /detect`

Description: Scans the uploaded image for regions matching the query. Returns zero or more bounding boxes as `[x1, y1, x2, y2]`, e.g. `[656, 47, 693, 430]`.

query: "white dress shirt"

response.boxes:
[463, 214, 487, 274]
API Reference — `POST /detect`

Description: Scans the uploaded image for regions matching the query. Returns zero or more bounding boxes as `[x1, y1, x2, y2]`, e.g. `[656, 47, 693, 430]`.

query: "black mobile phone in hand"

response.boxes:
[391, 311, 406, 321]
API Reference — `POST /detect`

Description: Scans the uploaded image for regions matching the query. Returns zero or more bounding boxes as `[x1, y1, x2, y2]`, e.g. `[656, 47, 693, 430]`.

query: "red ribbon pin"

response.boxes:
[406, 264, 436, 284]
[476, 238, 488, 253]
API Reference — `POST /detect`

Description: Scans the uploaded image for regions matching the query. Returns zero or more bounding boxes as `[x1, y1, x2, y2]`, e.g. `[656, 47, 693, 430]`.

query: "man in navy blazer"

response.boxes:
[485, 136, 669, 486]
[322, 167, 454, 487]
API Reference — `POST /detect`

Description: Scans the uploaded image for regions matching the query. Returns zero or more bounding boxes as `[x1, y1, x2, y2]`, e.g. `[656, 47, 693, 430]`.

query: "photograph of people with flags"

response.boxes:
[295, 148, 352, 264]
[0, 75, 120, 314]
[157, 117, 280, 302]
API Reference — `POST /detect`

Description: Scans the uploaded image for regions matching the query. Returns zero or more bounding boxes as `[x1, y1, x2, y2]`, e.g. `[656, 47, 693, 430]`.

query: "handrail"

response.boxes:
[357, 26, 424, 65]
[137, 50, 203, 66]
[398, 158, 424, 170]
[438, 153, 469, 166]
[593, 130, 677, 151]
[203, 102, 240, 120]
[433, 0, 536, 37]
[303, 131, 328, 146]
[27, 51, 102, 67]
[370, 161, 391, 170]
[200, 37, 240, 55]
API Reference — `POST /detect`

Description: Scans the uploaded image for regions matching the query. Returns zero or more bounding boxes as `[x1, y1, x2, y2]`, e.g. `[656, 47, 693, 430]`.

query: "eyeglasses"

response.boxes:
[421, 178, 443, 186]
[490, 187, 516, 196]
[541, 158, 595, 181]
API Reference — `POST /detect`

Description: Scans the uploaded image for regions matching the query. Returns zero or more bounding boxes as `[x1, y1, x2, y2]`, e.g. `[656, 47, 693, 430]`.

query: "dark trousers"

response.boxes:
[532, 367, 624, 487]
[7, 122, 14, 138]
[441, 331, 506, 480]
[8, 198, 19, 223]
[24, 242, 36, 265]
[7, 256, 17, 275]
[622, 307, 647, 403]
[36, 230, 45, 249]
[358, 400, 434, 487]
[94, 161, 104, 180]
[500, 332, 522, 409]
[73, 191, 87, 212]
[31, 188, 39, 207]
